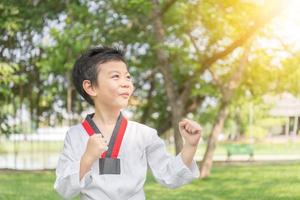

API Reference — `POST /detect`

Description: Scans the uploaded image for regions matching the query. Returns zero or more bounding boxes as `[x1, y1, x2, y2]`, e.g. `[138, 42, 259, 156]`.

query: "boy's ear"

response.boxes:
[82, 80, 97, 97]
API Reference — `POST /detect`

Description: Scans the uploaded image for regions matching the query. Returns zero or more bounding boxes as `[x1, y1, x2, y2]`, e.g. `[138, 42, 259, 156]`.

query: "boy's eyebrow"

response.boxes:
[108, 70, 130, 75]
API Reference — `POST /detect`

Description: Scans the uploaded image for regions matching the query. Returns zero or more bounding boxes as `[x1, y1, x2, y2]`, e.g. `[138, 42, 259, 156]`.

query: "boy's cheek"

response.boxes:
[130, 85, 135, 95]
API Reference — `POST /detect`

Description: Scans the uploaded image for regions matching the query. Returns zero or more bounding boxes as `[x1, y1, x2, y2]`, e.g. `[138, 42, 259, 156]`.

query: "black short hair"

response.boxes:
[72, 46, 126, 105]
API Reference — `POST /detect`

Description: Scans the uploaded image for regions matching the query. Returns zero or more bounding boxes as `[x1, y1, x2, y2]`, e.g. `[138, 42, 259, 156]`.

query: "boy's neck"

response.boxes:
[93, 105, 121, 126]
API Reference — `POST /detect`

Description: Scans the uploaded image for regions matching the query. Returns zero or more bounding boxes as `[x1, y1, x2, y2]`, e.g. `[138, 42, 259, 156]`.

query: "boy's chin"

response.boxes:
[116, 102, 129, 109]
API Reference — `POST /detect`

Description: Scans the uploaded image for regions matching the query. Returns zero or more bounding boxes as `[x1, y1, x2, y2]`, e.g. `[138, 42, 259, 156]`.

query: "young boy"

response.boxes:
[54, 46, 202, 200]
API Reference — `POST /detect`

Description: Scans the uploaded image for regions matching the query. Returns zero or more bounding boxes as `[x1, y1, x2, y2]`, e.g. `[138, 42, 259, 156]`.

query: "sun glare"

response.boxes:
[270, 0, 300, 49]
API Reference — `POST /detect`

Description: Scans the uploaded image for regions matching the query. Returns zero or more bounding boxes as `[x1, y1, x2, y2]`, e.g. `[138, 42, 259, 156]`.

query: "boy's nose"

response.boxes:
[120, 78, 133, 88]
[121, 84, 129, 88]
[120, 82, 130, 88]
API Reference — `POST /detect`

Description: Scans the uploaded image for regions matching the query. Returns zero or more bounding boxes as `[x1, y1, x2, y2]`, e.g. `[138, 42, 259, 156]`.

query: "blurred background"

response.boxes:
[0, 0, 300, 199]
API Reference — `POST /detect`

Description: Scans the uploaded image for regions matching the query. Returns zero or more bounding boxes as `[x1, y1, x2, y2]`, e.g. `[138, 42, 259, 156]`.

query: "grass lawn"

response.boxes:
[1, 140, 300, 156]
[0, 162, 299, 200]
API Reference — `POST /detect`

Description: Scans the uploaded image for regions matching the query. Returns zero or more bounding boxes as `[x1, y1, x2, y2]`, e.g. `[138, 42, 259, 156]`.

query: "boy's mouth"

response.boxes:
[120, 92, 130, 98]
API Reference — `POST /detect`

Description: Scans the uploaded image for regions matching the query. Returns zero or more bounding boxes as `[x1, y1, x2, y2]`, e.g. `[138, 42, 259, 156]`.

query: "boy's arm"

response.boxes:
[178, 119, 202, 168]
[54, 132, 108, 199]
[80, 153, 95, 180]
[54, 131, 86, 199]
[146, 128, 200, 189]
[180, 143, 198, 168]
[80, 134, 108, 180]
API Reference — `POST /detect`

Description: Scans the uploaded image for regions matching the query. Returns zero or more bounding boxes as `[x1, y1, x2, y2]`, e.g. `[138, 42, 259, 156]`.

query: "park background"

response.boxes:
[1, 0, 300, 199]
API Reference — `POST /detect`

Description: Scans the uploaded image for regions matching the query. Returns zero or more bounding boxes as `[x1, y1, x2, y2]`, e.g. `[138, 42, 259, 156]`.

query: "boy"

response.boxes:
[54, 46, 202, 200]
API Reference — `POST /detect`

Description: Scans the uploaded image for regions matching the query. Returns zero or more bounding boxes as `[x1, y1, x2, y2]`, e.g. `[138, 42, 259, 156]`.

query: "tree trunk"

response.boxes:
[35, 89, 42, 130]
[200, 101, 229, 178]
[19, 85, 25, 139]
[200, 42, 251, 178]
[66, 69, 74, 126]
[29, 93, 34, 133]
[235, 110, 243, 140]
[151, 0, 184, 154]
[172, 106, 184, 154]
[140, 73, 155, 124]
[12, 97, 18, 169]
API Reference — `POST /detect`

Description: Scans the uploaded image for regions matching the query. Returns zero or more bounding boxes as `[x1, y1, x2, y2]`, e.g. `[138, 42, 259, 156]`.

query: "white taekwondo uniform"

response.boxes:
[54, 113, 200, 200]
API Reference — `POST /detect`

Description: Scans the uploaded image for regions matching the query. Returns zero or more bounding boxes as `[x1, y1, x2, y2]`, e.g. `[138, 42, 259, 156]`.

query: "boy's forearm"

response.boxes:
[180, 143, 197, 168]
[79, 153, 95, 180]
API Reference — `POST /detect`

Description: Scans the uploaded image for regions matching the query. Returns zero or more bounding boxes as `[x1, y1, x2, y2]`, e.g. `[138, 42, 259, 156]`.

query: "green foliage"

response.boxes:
[0, 62, 22, 85]
[246, 125, 268, 140]
[1, 163, 300, 200]
[1, 0, 300, 139]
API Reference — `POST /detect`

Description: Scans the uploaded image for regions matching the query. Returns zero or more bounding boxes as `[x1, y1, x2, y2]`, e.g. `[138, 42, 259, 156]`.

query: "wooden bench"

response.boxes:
[226, 144, 254, 160]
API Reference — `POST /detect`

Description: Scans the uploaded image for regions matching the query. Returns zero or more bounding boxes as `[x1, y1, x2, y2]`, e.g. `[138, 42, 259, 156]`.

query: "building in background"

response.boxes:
[270, 93, 300, 136]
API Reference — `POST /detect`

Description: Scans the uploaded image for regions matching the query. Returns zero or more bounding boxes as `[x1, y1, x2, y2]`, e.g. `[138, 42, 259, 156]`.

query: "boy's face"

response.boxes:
[91, 60, 134, 110]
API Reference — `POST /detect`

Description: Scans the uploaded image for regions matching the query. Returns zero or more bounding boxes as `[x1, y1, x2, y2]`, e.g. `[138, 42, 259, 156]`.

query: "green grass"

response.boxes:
[145, 162, 300, 200]
[171, 142, 300, 156]
[1, 162, 300, 200]
[0, 170, 62, 200]
[1, 141, 300, 156]
[0, 141, 63, 154]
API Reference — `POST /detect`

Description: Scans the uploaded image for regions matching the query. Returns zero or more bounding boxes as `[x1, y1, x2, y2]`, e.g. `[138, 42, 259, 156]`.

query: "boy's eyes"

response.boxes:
[111, 74, 131, 80]
[112, 75, 120, 78]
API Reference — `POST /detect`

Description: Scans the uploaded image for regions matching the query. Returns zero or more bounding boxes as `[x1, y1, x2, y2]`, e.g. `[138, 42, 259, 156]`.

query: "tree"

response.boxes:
[2, 0, 299, 179]
[0, 0, 69, 133]
[149, 0, 286, 177]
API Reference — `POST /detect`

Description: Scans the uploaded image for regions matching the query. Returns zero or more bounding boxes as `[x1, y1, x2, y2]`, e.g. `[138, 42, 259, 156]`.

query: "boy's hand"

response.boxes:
[80, 134, 108, 180]
[84, 134, 108, 161]
[179, 119, 202, 147]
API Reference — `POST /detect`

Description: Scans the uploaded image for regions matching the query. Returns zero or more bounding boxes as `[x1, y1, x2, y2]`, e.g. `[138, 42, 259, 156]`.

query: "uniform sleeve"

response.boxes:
[54, 131, 93, 199]
[146, 130, 200, 189]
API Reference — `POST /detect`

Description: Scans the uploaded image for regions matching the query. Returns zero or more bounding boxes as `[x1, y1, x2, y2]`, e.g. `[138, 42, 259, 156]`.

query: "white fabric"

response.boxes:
[54, 121, 200, 200]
